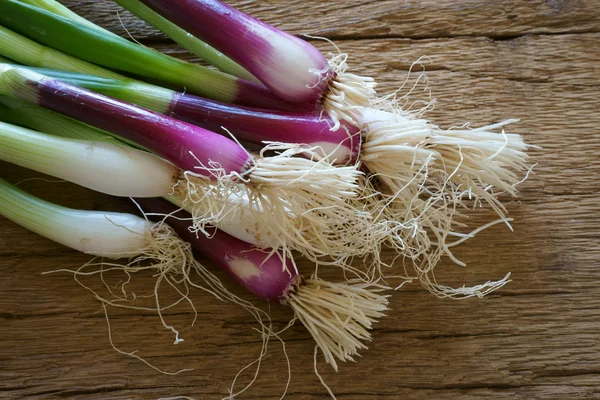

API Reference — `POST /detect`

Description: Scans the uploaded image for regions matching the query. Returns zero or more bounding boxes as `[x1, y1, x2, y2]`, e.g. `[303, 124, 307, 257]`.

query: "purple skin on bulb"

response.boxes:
[135, 197, 299, 300]
[168, 94, 362, 164]
[32, 77, 252, 175]
[232, 78, 318, 112]
[139, 0, 332, 104]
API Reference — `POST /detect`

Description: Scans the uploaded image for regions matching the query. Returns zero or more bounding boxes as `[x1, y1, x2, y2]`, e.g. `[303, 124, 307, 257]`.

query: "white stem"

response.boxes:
[167, 192, 275, 247]
[0, 178, 151, 257]
[0, 121, 179, 197]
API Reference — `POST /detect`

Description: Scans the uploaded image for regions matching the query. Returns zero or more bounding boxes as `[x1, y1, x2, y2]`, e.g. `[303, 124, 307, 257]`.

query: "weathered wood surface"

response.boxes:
[1, 1, 600, 399]
[62, 0, 600, 39]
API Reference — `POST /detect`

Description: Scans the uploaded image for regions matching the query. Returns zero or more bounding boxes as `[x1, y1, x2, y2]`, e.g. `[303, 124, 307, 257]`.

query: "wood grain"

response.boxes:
[61, 0, 600, 40]
[1, 1, 600, 399]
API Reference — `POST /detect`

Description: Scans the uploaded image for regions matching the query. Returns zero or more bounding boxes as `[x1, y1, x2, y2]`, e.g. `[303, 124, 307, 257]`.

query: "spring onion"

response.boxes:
[136, 0, 375, 124]
[0, 177, 244, 344]
[0, 177, 190, 260]
[0, 0, 296, 110]
[0, 120, 180, 197]
[136, 196, 390, 371]
[113, 0, 254, 81]
[16, 66, 361, 164]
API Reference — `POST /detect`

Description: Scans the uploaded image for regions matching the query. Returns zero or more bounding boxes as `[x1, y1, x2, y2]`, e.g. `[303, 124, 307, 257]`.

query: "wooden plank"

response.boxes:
[1, 1, 600, 399]
[2, 246, 600, 398]
[60, 0, 600, 40]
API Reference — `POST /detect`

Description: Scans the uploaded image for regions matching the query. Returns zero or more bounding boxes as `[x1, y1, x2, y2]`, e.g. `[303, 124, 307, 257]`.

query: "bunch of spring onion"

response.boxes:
[117, 0, 532, 292]
[3, 0, 533, 292]
[20, 0, 528, 224]
[0, 112, 389, 369]
[0, 64, 528, 293]
[0, 65, 383, 273]
[0, 96, 384, 281]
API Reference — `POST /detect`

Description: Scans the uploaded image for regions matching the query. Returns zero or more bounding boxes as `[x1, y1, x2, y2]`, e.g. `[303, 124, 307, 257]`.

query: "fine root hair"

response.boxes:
[285, 275, 390, 371]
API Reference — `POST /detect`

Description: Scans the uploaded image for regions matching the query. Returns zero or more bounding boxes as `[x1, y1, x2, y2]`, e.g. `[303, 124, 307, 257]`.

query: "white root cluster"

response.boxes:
[355, 106, 532, 297]
[176, 142, 386, 274]
[359, 109, 530, 217]
[285, 276, 390, 371]
[323, 53, 377, 131]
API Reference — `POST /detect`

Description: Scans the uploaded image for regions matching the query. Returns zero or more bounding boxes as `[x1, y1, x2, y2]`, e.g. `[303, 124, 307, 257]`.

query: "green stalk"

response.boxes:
[113, 0, 256, 81]
[0, 97, 104, 141]
[0, 119, 178, 198]
[0, 55, 14, 64]
[0, 176, 153, 257]
[0, 96, 106, 141]
[0, 26, 124, 79]
[0, 0, 256, 104]
[0, 64, 41, 104]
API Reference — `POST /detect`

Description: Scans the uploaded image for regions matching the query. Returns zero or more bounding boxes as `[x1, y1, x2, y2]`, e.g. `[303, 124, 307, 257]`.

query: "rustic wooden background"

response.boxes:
[1, 1, 600, 399]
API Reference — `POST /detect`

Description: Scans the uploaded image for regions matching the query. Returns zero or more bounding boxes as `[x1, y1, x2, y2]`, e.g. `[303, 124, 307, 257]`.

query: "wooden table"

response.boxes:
[2, 1, 600, 399]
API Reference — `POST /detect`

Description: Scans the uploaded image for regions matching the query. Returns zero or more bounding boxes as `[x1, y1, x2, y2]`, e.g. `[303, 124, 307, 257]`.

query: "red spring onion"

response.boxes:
[0, 104, 300, 251]
[17, 67, 362, 165]
[18, 0, 256, 81]
[136, 196, 390, 371]
[136, 0, 377, 126]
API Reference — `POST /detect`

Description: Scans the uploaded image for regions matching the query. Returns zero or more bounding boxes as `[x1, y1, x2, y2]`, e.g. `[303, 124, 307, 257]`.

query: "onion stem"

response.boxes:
[113, 0, 255, 81]
[0, 120, 179, 197]
[0, 177, 151, 257]
[0, 26, 124, 79]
